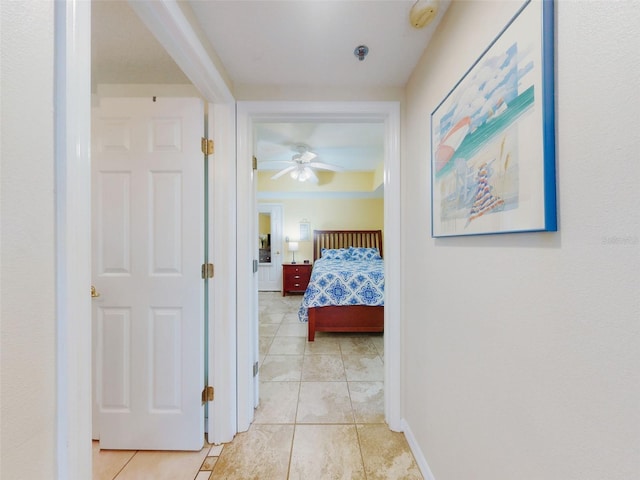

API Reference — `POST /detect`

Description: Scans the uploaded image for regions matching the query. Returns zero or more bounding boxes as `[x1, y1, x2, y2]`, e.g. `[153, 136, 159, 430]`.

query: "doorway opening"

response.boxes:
[254, 119, 386, 419]
[236, 101, 402, 433]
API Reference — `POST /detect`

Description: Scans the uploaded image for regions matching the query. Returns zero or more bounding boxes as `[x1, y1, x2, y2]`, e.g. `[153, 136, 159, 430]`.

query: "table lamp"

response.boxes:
[289, 242, 299, 264]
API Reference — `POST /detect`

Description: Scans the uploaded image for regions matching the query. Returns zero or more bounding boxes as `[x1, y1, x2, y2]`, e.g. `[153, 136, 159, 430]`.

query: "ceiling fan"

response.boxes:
[265, 144, 343, 183]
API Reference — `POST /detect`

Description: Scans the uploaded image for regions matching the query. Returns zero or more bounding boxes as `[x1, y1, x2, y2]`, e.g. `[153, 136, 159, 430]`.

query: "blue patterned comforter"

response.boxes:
[298, 256, 385, 322]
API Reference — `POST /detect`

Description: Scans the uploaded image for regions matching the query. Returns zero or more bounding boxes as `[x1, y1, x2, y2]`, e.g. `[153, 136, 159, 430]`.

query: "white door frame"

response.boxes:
[236, 101, 402, 432]
[55, 1, 92, 477]
[207, 103, 238, 444]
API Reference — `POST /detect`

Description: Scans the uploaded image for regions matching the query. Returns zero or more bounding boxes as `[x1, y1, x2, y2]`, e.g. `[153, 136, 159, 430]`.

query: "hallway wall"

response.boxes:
[1, 2, 57, 478]
[402, 1, 640, 479]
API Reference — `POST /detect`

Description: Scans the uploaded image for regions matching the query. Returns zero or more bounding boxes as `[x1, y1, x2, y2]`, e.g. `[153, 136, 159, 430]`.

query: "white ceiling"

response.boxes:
[255, 121, 386, 171]
[92, 0, 450, 172]
[189, 1, 447, 89]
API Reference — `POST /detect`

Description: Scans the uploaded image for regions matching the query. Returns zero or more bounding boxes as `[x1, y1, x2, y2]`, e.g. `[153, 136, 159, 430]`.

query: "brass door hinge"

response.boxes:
[252, 156, 258, 170]
[201, 263, 214, 279]
[202, 386, 214, 403]
[201, 138, 214, 156]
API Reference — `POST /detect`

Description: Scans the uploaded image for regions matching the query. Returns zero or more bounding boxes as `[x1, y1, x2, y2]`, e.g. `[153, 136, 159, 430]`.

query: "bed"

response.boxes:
[298, 230, 385, 341]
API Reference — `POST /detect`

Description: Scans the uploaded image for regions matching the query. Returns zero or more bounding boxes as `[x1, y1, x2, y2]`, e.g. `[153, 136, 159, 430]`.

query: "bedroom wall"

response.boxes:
[402, 2, 640, 480]
[260, 198, 384, 262]
[1, 1, 57, 477]
[257, 170, 380, 194]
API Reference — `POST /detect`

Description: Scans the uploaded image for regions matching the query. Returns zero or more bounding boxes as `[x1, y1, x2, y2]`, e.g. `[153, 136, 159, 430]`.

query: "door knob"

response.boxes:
[91, 285, 100, 298]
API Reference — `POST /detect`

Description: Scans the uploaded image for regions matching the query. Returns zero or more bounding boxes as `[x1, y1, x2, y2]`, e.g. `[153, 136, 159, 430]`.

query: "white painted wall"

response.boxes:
[95, 83, 202, 98]
[234, 84, 404, 102]
[402, 1, 640, 479]
[1, 1, 57, 478]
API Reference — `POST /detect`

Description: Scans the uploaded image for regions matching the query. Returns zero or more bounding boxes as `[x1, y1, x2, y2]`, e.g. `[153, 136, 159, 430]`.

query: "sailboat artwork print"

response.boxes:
[431, 0, 556, 237]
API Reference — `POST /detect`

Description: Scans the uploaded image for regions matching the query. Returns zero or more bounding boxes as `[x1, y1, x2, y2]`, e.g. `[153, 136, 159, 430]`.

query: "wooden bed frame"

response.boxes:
[307, 229, 384, 341]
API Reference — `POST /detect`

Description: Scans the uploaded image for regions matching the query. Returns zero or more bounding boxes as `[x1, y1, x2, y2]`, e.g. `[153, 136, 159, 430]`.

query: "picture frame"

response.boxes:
[299, 222, 311, 242]
[430, 0, 556, 237]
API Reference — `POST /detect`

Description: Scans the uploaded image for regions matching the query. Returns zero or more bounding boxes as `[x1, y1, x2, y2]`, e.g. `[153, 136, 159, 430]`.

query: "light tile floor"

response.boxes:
[93, 292, 422, 479]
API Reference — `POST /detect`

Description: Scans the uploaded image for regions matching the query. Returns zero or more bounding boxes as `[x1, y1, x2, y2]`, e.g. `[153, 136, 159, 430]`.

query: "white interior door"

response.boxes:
[91, 97, 205, 450]
[258, 204, 283, 291]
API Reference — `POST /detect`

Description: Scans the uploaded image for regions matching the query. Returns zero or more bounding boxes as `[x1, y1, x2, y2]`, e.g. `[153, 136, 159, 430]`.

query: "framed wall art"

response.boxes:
[431, 0, 556, 237]
[299, 221, 311, 242]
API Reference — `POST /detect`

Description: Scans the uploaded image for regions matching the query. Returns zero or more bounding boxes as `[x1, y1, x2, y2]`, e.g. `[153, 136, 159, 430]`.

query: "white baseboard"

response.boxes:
[401, 418, 436, 480]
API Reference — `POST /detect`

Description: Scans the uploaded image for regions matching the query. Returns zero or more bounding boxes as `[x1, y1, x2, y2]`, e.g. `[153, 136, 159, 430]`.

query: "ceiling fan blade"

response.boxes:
[270, 165, 297, 180]
[307, 161, 343, 172]
[298, 151, 317, 163]
[259, 160, 295, 170]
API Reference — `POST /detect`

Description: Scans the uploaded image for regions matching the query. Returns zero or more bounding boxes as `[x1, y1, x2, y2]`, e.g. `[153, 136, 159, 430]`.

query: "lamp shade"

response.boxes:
[288, 241, 299, 252]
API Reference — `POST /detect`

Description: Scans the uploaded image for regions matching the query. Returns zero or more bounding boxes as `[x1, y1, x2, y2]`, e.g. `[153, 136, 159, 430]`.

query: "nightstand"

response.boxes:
[282, 263, 312, 296]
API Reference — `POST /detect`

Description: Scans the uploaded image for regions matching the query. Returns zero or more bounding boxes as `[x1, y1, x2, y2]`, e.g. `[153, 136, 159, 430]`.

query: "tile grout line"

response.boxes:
[112, 451, 137, 480]
[354, 422, 369, 480]
[343, 336, 370, 479]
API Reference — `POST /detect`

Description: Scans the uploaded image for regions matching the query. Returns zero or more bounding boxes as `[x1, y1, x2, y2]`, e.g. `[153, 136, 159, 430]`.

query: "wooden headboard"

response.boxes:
[313, 230, 383, 260]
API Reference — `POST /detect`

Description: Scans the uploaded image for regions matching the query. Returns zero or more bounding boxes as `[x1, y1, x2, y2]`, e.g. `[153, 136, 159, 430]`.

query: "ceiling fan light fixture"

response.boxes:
[298, 169, 310, 182]
[268, 142, 341, 183]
